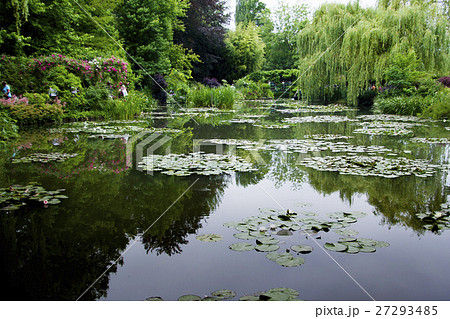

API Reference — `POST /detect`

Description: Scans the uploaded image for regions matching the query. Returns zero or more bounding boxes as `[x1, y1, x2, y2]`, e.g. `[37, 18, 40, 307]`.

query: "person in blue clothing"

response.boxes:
[2, 81, 12, 99]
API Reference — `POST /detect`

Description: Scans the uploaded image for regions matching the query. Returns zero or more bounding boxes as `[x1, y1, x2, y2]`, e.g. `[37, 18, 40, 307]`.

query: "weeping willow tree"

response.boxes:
[297, 1, 450, 106]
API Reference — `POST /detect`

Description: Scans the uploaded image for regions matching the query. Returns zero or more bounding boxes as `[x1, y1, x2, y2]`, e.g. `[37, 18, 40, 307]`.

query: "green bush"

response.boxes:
[85, 84, 111, 110]
[186, 84, 237, 109]
[235, 79, 274, 99]
[187, 85, 214, 107]
[103, 92, 148, 119]
[213, 86, 235, 109]
[373, 95, 432, 116]
[421, 89, 450, 120]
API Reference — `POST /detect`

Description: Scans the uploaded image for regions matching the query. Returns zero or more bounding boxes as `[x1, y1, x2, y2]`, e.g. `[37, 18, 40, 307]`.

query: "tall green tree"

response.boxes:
[264, 1, 309, 70]
[116, 0, 189, 86]
[235, 0, 271, 28]
[0, 0, 123, 58]
[222, 22, 265, 82]
[297, 2, 450, 105]
[174, 0, 230, 81]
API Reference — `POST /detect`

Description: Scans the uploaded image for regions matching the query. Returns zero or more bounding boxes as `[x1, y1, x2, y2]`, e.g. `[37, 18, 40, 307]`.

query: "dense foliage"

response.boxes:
[297, 2, 450, 106]
[222, 22, 265, 83]
[174, 0, 230, 81]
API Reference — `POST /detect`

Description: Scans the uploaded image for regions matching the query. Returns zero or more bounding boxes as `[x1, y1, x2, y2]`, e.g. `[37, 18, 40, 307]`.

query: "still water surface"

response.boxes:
[1, 101, 449, 300]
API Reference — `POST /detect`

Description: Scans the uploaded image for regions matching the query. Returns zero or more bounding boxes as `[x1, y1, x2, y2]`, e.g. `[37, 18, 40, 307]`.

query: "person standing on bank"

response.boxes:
[2, 81, 12, 99]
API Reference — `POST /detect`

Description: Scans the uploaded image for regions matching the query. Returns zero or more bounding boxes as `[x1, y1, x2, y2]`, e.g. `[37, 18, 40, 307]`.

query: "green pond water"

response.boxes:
[0, 100, 449, 301]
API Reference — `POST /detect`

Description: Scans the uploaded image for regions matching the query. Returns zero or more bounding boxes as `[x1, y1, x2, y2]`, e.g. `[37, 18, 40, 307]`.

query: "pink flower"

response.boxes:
[43, 200, 48, 205]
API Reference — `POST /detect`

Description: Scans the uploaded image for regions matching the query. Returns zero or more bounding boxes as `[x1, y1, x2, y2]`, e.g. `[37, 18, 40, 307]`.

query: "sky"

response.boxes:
[225, 0, 379, 28]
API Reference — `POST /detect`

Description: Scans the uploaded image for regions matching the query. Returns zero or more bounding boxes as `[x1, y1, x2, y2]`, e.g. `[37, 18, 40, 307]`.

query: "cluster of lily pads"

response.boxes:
[304, 134, 353, 140]
[324, 238, 389, 254]
[12, 152, 78, 164]
[138, 152, 257, 176]
[223, 208, 388, 267]
[356, 114, 433, 123]
[0, 183, 68, 211]
[277, 104, 356, 113]
[411, 137, 450, 144]
[283, 115, 358, 124]
[50, 123, 181, 136]
[146, 287, 301, 301]
[201, 138, 393, 155]
[416, 197, 450, 231]
[253, 123, 291, 129]
[300, 155, 440, 178]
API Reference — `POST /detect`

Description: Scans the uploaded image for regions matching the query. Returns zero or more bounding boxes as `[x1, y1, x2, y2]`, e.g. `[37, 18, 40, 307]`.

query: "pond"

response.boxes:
[0, 100, 449, 301]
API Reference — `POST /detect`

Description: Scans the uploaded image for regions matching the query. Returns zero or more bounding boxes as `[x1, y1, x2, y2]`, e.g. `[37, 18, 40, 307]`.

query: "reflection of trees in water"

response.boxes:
[0, 165, 231, 300]
[305, 169, 447, 234]
[140, 175, 230, 256]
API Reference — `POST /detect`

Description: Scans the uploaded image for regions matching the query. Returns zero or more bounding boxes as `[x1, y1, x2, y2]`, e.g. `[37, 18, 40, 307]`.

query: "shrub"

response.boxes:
[235, 79, 274, 99]
[187, 85, 213, 107]
[103, 92, 148, 119]
[202, 78, 221, 88]
[438, 76, 450, 88]
[421, 89, 450, 119]
[186, 84, 237, 109]
[84, 84, 110, 110]
[152, 74, 168, 106]
[373, 95, 431, 116]
[213, 86, 235, 109]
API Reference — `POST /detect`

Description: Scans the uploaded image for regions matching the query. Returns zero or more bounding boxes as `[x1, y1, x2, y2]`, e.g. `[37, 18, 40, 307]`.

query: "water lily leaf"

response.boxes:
[196, 234, 223, 242]
[256, 237, 280, 245]
[374, 241, 390, 248]
[249, 231, 268, 238]
[233, 232, 254, 240]
[230, 242, 255, 251]
[178, 295, 202, 301]
[255, 244, 280, 252]
[239, 295, 260, 301]
[266, 287, 299, 298]
[266, 252, 305, 267]
[211, 289, 236, 300]
[338, 237, 357, 243]
[334, 229, 359, 237]
[324, 243, 348, 252]
[260, 291, 293, 301]
[359, 246, 376, 253]
[291, 245, 313, 254]
[276, 229, 293, 236]
[357, 238, 378, 246]
[345, 246, 360, 254]
[202, 296, 219, 301]
[145, 296, 164, 301]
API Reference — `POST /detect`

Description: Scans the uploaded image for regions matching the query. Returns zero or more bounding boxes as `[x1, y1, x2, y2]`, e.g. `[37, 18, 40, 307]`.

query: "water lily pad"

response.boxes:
[233, 232, 254, 240]
[256, 237, 280, 245]
[201, 296, 219, 301]
[239, 295, 260, 301]
[211, 289, 236, 300]
[196, 234, 223, 242]
[276, 229, 293, 236]
[359, 246, 376, 253]
[255, 244, 280, 252]
[145, 296, 164, 301]
[324, 243, 348, 252]
[178, 295, 202, 301]
[266, 252, 305, 267]
[334, 229, 359, 237]
[291, 245, 313, 254]
[266, 287, 299, 299]
[230, 242, 255, 251]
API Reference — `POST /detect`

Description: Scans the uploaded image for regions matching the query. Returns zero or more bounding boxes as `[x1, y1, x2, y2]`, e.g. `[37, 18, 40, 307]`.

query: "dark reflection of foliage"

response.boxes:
[304, 168, 447, 235]
[140, 175, 229, 256]
[267, 152, 306, 190]
[0, 129, 232, 300]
